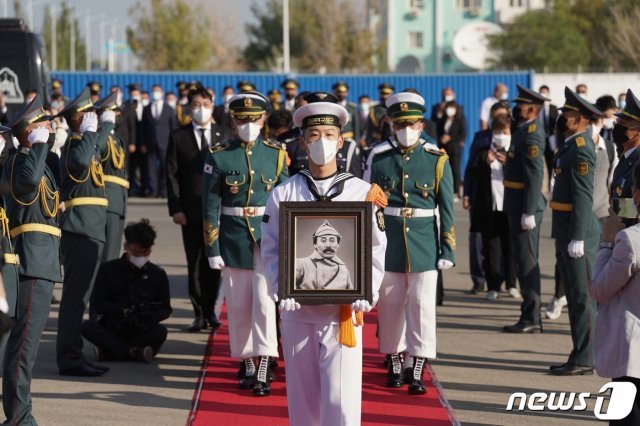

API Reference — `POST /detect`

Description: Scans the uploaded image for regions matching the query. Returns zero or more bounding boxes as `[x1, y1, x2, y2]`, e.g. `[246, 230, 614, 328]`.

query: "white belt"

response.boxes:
[220, 206, 266, 217]
[385, 207, 435, 218]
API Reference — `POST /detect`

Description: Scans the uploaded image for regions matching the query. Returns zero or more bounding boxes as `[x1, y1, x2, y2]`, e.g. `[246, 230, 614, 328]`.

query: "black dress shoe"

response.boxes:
[187, 318, 206, 333]
[253, 379, 271, 396]
[468, 282, 485, 294]
[549, 364, 593, 376]
[60, 363, 107, 377]
[407, 358, 427, 395]
[386, 353, 405, 388]
[549, 360, 571, 371]
[502, 322, 542, 333]
[253, 356, 272, 396]
[206, 314, 222, 329]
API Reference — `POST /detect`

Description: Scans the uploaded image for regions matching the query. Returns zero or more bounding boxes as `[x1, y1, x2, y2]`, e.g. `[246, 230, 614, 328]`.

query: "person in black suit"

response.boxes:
[112, 85, 136, 153]
[538, 85, 559, 189]
[436, 100, 467, 197]
[430, 87, 465, 123]
[166, 88, 233, 332]
[213, 86, 234, 129]
[142, 84, 177, 197]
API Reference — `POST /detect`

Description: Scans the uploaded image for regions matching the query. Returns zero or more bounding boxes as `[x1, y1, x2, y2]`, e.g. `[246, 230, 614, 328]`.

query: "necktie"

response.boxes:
[200, 129, 208, 151]
[154, 103, 158, 119]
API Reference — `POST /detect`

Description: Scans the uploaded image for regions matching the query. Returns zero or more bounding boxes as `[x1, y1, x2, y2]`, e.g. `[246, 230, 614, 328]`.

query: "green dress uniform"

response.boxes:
[366, 83, 395, 146]
[502, 85, 549, 330]
[56, 88, 113, 373]
[0, 201, 19, 319]
[0, 96, 62, 425]
[332, 81, 361, 141]
[549, 87, 602, 372]
[610, 89, 640, 226]
[96, 91, 129, 262]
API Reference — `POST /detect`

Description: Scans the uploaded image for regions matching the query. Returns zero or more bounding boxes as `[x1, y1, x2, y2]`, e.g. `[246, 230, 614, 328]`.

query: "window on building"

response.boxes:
[509, 0, 524, 6]
[409, 0, 424, 9]
[456, 0, 482, 10]
[408, 31, 423, 49]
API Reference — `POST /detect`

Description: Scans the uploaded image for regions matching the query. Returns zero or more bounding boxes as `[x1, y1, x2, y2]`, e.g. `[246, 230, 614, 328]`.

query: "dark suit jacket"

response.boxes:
[467, 146, 500, 233]
[166, 123, 234, 223]
[213, 105, 232, 128]
[464, 129, 492, 198]
[436, 115, 467, 154]
[541, 103, 558, 137]
[430, 102, 465, 123]
[116, 101, 138, 148]
[142, 102, 177, 153]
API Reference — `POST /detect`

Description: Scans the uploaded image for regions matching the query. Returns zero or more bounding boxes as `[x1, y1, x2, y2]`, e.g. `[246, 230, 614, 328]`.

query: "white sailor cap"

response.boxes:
[293, 102, 350, 129]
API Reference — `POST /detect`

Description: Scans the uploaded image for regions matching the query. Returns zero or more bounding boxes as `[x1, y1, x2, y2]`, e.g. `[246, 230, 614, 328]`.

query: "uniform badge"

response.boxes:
[399, 103, 409, 112]
[376, 208, 385, 231]
[230, 186, 239, 194]
[616, 186, 623, 196]
[576, 137, 586, 147]
[527, 145, 538, 158]
[528, 123, 537, 133]
[577, 161, 589, 176]
[204, 164, 213, 174]
[422, 190, 429, 199]
[244, 98, 253, 107]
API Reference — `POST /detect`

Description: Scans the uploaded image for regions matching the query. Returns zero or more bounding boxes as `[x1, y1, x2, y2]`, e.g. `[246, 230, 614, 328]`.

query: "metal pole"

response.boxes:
[85, 11, 90, 71]
[283, 0, 290, 73]
[28, 0, 33, 29]
[99, 15, 105, 70]
[70, 8, 75, 71]
[51, 4, 56, 70]
[2, 0, 7, 17]
[109, 22, 116, 72]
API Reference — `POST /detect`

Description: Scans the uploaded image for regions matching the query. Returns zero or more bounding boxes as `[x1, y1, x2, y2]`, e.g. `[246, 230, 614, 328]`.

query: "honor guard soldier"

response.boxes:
[95, 91, 129, 261]
[549, 87, 601, 376]
[610, 89, 640, 226]
[175, 81, 192, 126]
[237, 80, 256, 94]
[87, 81, 102, 104]
[502, 84, 548, 334]
[366, 82, 395, 146]
[363, 92, 455, 394]
[261, 99, 387, 426]
[1, 96, 62, 424]
[57, 87, 114, 377]
[281, 79, 299, 112]
[267, 89, 282, 112]
[202, 91, 288, 396]
[332, 81, 361, 142]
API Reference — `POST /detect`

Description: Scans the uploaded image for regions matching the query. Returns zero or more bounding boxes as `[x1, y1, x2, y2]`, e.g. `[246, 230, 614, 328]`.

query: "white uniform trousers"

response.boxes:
[377, 270, 438, 359]
[222, 245, 278, 359]
[281, 320, 362, 426]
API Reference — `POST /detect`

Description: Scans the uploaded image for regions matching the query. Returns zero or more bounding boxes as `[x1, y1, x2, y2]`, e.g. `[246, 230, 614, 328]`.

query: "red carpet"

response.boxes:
[187, 308, 458, 425]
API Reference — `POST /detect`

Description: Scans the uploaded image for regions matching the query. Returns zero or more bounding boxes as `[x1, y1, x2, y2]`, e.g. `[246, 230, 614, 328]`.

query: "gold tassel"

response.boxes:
[0, 208, 10, 238]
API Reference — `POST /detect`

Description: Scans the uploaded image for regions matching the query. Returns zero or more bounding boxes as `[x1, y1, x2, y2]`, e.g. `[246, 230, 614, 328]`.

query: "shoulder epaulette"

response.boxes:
[528, 123, 537, 133]
[209, 141, 229, 154]
[424, 144, 445, 156]
[575, 136, 586, 148]
[263, 139, 285, 150]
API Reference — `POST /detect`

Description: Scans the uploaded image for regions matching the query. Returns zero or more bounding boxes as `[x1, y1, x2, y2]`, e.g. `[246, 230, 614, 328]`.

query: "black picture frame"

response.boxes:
[278, 201, 373, 305]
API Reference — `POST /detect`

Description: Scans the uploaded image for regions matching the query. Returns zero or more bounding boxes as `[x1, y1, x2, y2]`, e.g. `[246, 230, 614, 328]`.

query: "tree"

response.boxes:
[127, 0, 212, 71]
[487, 9, 590, 72]
[607, 2, 640, 70]
[244, 0, 381, 73]
[40, 1, 87, 71]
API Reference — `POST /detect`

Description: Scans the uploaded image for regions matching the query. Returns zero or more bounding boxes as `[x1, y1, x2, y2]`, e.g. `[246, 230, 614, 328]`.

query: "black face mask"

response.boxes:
[511, 106, 523, 123]
[47, 132, 56, 151]
[612, 123, 632, 145]
[555, 115, 568, 136]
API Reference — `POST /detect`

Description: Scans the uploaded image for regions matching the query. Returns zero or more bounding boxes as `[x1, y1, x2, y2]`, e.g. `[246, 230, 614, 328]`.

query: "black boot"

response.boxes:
[253, 356, 271, 396]
[386, 353, 405, 388]
[408, 357, 427, 395]
[239, 358, 256, 389]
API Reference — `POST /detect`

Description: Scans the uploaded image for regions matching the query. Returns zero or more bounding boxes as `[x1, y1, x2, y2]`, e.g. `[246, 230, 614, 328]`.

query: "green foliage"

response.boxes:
[40, 1, 87, 71]
[244, 0, 381, 73]
[126, 0, 212, 71]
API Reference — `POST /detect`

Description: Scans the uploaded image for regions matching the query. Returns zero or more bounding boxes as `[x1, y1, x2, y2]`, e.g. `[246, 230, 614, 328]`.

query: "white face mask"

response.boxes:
[591, 124, 603, 140]
[132, 95, 141, 103]
[152, 91, 163, 102]
[129, 256, 148, 269]
[167, 100, 177, 109]
[603, 117, 615, 130]
[237, 122, 262, 142]
[141, 99, 150, 107]
[307, 137, 338, 165]
[444, 94, 455, 102]
[445, 107, 457, 117]
[491, 133, 511, 151]
[224, 94, 233, 105]
[360, 103, 370, 115]
[395, 127, 421, 147]
[500, 92, 509, 100]
[192, 107, 213, 124]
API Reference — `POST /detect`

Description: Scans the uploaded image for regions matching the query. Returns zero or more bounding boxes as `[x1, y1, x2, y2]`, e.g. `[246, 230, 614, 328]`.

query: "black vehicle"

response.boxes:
[0, 18, 50, 108]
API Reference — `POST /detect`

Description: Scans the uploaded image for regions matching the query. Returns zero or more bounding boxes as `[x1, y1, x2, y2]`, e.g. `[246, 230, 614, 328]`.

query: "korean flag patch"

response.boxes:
[204, 164, 213, 174]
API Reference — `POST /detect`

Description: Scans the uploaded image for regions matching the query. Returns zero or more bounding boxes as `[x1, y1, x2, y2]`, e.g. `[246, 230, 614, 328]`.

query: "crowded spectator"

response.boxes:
[81, 219, 172, 363]
[213, 85, 234, 128]
[480, 83, 508, 130]
[430, 87, 464, 122]
[538, 85, 559, 189]
[596, 95, 617, 142]
[436, 100, 467, 199]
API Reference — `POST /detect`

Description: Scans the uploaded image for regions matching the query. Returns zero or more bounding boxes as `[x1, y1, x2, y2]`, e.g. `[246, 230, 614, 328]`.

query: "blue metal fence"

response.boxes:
[51, 71, 533, 173]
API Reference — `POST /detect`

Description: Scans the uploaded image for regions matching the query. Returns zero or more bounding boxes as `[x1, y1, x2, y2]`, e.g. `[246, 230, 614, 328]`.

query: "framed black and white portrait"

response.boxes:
[278, 202, 373, 305]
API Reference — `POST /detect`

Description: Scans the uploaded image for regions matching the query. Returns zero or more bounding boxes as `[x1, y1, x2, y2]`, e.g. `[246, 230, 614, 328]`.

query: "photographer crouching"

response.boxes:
[81, 219, 172, 363]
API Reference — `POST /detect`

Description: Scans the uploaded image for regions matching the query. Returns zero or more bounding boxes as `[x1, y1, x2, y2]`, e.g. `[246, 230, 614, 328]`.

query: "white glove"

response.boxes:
[80, 111, 98, 133]
[437, 259, 454, 270]
[521, 213, 536, 231]
[271, 293, 279, 303]
[278, 298, 301, 312]
[351, 300, 373, 313]
[100, 110, 116, 124]
[208, 256, 225, 270]
[0, 297, 8, 314]
[568, 240, 585, 258]
[27, 127, 50, 144]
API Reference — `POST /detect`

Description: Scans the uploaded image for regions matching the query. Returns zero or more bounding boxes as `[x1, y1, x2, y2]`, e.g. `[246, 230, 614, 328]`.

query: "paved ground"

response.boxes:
[18, 197, 607, 425]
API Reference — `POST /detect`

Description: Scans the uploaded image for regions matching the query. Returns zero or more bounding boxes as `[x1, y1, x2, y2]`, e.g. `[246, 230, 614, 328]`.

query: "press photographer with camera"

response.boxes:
[81, 219, 172, 363]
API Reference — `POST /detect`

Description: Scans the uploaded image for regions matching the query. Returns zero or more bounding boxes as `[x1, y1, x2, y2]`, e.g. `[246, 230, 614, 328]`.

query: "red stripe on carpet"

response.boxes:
[188, 308, 457, 425]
